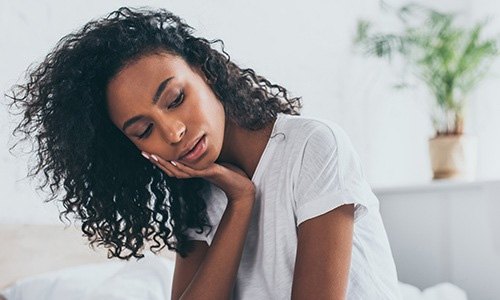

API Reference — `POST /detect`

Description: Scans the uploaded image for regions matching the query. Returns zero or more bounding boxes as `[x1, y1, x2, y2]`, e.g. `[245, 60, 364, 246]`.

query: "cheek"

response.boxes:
[135, 139, 160, 155]
[213, 106, 226, 153]
[130, 139, 147, 154]
[128, 135, 154, 154]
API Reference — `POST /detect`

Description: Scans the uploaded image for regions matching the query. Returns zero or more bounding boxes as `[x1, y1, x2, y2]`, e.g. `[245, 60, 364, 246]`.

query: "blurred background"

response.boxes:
[1, 0, 499, 299]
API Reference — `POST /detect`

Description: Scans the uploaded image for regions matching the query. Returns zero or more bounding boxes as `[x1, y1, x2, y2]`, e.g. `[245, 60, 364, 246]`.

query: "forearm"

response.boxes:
[179, 198, 254, 300]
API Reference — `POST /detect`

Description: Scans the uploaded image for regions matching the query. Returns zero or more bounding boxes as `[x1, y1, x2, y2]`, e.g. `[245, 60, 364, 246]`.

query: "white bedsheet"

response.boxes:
[1, 252, 466, 300]
[1, 252, 174, 300]
[398, 281, 467, 300]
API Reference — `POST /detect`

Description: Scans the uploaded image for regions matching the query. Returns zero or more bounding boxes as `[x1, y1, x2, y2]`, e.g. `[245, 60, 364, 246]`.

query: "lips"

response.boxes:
[179, 135, 203, 160]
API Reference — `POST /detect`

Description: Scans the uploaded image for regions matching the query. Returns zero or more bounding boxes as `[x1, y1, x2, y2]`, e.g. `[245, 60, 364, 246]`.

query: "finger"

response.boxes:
[142, 152, 178, 178]
[151, 154, 191, 178]
[146, 155, 174, 177]
[155, 162, 174, 177]
[155, 160, 184, 178]
[170, 160, 204, 177]
[173, 160, 220, 179]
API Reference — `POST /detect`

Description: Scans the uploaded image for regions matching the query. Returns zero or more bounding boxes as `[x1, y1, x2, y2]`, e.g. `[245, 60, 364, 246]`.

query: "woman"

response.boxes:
[8, 7, 402, 299]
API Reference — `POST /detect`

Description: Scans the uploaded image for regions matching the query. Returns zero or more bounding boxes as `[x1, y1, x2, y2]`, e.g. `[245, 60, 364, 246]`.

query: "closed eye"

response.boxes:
[168, 91, 184, 109]
[137, 90, 185, 140]
[138, 123, 152, 139]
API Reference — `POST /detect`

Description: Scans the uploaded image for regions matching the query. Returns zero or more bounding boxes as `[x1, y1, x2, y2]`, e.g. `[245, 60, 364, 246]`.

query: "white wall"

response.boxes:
[1, 0, 500, 224]
[376, 180, 500, 300]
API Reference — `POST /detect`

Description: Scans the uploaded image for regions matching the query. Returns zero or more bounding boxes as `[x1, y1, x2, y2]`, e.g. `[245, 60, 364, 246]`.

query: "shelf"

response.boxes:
[372, 178, 500, 196]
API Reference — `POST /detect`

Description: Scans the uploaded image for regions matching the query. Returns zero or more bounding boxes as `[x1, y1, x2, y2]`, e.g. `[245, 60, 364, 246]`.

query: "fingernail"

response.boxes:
[141, 152, 150, 159]
[151, 155, 159, 162]
[170, 161, 177, 167]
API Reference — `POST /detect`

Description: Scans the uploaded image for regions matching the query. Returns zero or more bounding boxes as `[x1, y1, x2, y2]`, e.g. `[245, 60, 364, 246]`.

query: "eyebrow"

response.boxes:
[121, 76, 174, 132]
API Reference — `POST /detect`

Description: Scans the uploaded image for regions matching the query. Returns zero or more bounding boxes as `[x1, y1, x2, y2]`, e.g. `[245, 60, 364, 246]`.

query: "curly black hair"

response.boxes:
[7, 7, 302, 259]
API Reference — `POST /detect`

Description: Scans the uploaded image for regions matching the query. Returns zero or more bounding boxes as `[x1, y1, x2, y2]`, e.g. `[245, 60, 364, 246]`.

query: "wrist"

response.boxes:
[226, 196, 255, 211]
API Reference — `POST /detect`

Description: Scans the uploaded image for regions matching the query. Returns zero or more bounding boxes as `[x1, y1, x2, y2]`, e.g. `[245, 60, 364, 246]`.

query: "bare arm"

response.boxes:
[145, 154, 256, 300]
[291, 204, 355, 300]
[173, 198, 254, 300]
[171, 241, 209, 300]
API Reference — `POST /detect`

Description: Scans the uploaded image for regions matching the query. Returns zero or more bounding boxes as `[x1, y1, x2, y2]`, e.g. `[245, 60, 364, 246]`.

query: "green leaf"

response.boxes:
[352, 2, 500, 133]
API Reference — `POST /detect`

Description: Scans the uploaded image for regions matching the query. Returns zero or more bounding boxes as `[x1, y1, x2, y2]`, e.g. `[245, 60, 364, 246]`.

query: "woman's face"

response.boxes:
[106, 52, 226, 170]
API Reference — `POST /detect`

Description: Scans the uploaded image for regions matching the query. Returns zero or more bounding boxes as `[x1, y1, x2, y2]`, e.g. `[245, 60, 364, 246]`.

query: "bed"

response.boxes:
[0, 224, 467, 299]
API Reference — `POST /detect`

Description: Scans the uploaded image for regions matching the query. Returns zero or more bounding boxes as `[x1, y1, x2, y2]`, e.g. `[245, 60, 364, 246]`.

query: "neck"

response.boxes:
[217, 118, 275, 179]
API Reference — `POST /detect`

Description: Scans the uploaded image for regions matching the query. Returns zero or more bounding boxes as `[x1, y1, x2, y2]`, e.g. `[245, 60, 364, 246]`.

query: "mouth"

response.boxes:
[179, 135, 207, 163]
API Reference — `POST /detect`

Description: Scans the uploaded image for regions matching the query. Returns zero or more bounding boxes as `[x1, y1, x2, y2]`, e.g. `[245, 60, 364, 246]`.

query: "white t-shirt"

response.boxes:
[184, 113, 402, 299]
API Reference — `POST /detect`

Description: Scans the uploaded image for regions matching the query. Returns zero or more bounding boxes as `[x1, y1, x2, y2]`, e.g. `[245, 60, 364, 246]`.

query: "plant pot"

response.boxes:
[428, 135, 478, 180]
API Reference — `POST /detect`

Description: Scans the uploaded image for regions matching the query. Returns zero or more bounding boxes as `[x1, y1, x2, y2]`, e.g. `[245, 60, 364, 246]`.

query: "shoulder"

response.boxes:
[280, 114, 350, 149]
[305, 117, 353, 150]
[286, 115, 367, 192]
[281, 114, 355, 167]
[289, 116, 373, 224]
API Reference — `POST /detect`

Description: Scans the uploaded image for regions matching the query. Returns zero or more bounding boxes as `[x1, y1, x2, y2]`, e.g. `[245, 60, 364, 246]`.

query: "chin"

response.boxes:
[185, 152, 214, 170]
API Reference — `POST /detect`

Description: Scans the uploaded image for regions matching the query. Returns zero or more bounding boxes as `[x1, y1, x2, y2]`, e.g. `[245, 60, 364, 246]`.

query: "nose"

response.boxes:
[158, 118, 186, 145]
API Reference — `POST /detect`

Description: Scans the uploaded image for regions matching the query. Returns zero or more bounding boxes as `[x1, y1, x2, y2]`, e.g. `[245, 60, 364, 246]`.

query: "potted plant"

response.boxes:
[354, 3, 499, 180]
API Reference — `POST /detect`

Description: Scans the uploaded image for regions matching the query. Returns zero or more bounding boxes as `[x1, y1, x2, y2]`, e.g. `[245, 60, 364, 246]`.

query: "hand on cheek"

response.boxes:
[141, 151, 191, 178]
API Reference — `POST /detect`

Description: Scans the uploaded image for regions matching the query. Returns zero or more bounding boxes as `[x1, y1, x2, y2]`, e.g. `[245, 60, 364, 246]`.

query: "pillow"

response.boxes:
[399, 281, 468, 300]
[1, 252, 174, 300]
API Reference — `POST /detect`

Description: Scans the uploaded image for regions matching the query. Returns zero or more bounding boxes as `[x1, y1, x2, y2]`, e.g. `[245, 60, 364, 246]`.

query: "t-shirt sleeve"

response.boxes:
[293, 121, 373, 227]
